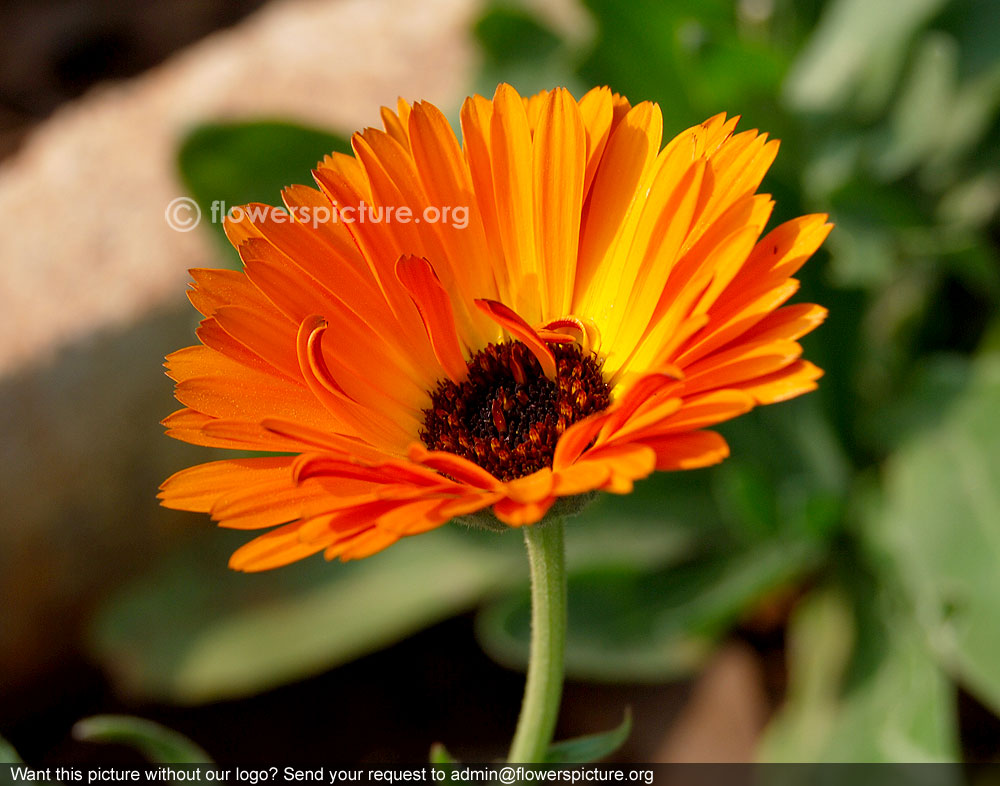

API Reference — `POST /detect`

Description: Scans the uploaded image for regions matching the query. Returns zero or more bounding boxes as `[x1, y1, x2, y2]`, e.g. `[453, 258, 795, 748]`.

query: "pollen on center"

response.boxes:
[419, 341, 611, 482]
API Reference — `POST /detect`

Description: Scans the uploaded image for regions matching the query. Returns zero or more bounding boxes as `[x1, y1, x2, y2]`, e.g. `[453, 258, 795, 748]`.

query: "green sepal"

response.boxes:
[455, 492, 599, 533]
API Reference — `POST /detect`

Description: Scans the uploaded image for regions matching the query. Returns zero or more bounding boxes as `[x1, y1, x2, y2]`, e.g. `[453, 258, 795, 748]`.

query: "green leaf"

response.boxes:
[577, 0, 794, 128]
[866, 353, 1000, 715]
[874, 33, 958, 180]
[577, 0, 692, 119]
[429, 743, 459, 765]
[715, 399, 851, 544]
[177, 120, 351, 252]
[474, 5, 562, 67]
[760, 586, 959, 762]
[477, 538, 819, 682]
[0, 734, 23, 764]
[761, 588, 855, 760]
[89, 527, 519, 704]
[784, 0, 948, 115]
[471, 3, 584, 100]
[925, 63, 1000, 184]
[860, 354, 972, 453]
[545, 709, 631, 763]
[73, 715, 212, 764]
[937, 171, 1000, 230]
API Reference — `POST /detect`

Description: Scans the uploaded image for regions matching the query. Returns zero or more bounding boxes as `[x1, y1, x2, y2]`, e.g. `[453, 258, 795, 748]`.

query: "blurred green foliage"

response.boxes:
[72, 716, 212, 764]
[544, 709, 632, 763]
[2, 719, 210, 766]
[92, 0, 1000, 764]
[1, 733, 24, 764]
[177, 121, 351, 253]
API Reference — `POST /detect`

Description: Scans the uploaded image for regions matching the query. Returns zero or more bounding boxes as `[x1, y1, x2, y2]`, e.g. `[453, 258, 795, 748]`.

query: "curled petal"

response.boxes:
[474, 298, 557, 379]
[396, 255, 469, 384]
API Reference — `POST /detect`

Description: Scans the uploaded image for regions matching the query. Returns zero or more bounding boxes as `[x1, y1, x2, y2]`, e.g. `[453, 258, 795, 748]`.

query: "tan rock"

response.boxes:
[0, 0, 478, 692]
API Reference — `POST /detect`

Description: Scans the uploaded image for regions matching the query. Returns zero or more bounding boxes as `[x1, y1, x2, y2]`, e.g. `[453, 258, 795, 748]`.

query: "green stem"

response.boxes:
[507, 517, 567, 763]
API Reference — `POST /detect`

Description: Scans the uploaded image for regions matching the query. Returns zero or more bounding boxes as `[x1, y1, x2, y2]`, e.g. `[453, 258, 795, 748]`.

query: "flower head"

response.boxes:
[160, 84, 831, 571]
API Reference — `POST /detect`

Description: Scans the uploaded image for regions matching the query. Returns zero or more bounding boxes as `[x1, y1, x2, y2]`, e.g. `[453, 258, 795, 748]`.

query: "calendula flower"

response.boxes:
[160, 84, 831, 572]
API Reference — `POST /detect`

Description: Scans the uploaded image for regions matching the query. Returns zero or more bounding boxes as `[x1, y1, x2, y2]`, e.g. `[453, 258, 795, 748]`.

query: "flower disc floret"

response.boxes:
[420, 342, 610, 482]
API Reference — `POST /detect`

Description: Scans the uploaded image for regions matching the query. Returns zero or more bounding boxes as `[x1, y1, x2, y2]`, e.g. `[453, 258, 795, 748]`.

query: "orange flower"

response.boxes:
[160, 84, 831, 571]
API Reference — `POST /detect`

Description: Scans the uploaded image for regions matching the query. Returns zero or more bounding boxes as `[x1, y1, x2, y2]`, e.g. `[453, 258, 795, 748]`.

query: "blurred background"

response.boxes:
[2, 0, 1000, 765]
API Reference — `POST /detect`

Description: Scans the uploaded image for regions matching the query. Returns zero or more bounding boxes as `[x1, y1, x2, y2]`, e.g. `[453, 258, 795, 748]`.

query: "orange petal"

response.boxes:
[408, 443, 502, 490]
[376, 497, 452, 536]
[602, 153, 708, 363]
[552, 410, 612, 470]
[492, 497, 555, 527]
[533, 87, 586, 316]
[195, 319, 292, 379]
[211, 478, 330, 531]
[395, 255, 469, 384]
[380, 103, 410, 149]
[437, 492, 503, 519]
[602, 395, 683, 443]
[309, 495, 429, 532]
[503, 468, 554, 504]
[552, 461, 611, 496]
[738, 303, 828, 346]
[674, 280, 803, 368]
[161, 408, 222, 448]
[229, 519, 334, 572]
[576, 86, 614, 198]
[718, 215, 832, 310]
[408, 100, 501, 313]
[159, 457, 295, 513]
[737, 359, 824, 404]
[460, 93, 511, 301]
[293, 452, 444, 488]
[241, 242, 430, 416]
[213, 304, 300, 380]
[165, 343, 266, 385]
[200, 418, 319, 453]
[333, 527, 402, 561]
[638, 430, 730, 471]
[522, 89, 550, 131]
[233, 204, 385, 328]
[490, 83, 542, 317]
[474, 299, 557, 379]
[261, 418, 388, 461]
[169, 349, 340, 432]
[310, 161, 432, 354]
[295, 315, 413, 449]
[696, 131, 779, 234]
[580, 443, 656, 493]
[681, 339, 804, 397]
[598, 372, 682, 442]
[575, 101, 663, 306]
[619, 390, 754, 443]
[187, 267, 278, 318]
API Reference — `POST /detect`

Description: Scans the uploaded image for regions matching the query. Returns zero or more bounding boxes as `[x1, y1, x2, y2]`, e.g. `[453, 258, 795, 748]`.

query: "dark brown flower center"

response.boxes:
[420, 341, 611, 481]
